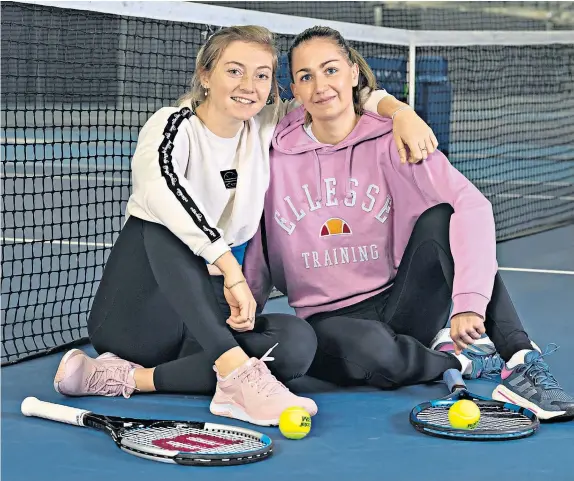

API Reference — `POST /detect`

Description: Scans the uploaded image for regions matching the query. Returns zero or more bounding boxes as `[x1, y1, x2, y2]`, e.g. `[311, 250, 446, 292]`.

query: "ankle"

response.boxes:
[506, 349, 533, 369]
[215, 347, 250, 377]
[133, 367, 156, 392]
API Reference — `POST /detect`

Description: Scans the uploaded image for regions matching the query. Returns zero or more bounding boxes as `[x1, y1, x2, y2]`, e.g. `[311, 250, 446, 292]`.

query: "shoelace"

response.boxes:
[239, 343, 288, 396]
[469, 352, 504, 379]
[521, 344, 561, 390]
[88, 363, 135, 398]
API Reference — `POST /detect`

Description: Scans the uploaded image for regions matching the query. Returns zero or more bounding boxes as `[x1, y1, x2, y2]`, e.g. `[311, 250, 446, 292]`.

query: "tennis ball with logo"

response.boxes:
[448, 399, 481, 429]
[279, 407, 312, 440]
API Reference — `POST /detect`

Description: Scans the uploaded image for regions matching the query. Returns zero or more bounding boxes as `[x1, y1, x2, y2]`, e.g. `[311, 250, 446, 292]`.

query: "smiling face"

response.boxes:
[290, 37, 359, 123]
[201, 40, 274, 122]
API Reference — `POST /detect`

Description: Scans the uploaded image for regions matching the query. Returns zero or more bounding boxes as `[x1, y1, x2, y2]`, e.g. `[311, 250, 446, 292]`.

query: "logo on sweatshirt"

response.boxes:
[220, 169, 238, 189]
[320, 218, 352, 237]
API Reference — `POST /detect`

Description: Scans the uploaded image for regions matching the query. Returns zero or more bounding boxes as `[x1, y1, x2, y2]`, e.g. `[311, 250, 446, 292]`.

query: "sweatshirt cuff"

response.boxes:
[451, 293, 490, 319]
[363, 89, 388, 115]
[198, 238, 231, 265]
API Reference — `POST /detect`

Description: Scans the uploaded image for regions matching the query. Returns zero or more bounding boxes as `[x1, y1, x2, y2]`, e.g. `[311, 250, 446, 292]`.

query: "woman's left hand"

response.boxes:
[450, 312, 486, 355]
[392, 108, 439, 164]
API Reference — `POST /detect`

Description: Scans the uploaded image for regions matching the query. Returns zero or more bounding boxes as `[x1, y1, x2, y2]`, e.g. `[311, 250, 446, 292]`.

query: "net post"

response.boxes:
[408, 40, 416, 108]
[373, 5, 383, 27]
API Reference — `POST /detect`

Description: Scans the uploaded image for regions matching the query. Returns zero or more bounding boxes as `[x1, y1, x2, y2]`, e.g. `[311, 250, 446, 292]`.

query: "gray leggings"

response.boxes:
[87, 216, 317, 394]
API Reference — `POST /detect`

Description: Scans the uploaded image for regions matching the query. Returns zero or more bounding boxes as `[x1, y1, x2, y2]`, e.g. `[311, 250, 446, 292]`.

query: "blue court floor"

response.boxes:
[2, 225, 574, 481]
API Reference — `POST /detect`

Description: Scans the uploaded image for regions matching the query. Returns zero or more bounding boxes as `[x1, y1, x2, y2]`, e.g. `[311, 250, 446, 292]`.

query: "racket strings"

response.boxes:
[416, 405, 534, 430]
[122, 426, 267, 454]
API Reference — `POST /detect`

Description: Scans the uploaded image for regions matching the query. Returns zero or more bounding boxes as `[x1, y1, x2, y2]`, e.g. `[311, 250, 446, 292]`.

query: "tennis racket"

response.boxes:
[21, 397, 273, 465]
[409, 369, 539, 441]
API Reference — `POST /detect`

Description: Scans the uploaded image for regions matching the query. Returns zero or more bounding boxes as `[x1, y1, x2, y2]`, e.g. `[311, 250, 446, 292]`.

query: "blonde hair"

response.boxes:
[288, 26, 378, 122]
[178, 25, 280, 114]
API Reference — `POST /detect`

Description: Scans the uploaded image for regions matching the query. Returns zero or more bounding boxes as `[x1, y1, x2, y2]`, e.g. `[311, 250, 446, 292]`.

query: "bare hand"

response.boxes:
[223, 279, 256, 333]
[450, 313, 486, 355]
[392, 108, 439, 164]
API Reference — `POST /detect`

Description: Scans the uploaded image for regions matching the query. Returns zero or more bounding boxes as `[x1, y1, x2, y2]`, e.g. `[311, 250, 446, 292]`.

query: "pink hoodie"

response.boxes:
[243, 106, 497, 320]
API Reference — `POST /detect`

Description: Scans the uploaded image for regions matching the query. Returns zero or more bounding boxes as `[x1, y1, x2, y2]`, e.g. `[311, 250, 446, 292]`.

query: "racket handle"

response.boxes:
[21, 397, 90, 426]
[443, 368, 467, 393]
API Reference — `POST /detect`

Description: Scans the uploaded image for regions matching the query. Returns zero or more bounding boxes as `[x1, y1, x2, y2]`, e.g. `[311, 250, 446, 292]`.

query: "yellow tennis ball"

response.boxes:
[279, 407, 311, 440]
[448, 400, 481, 429]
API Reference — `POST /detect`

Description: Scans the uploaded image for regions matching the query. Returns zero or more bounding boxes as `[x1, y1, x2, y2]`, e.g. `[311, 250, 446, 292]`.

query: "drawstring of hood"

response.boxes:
[311, 145, 355, 203]
[312, 150, 322, 203]
[344, 145, 354, 200]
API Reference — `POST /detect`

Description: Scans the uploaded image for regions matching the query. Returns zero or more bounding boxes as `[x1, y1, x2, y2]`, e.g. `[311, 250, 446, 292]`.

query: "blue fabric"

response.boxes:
[230, 242, 247, 265]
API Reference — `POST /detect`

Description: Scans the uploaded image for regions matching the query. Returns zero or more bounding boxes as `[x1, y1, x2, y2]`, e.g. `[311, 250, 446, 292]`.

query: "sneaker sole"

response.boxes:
[209, 402, 279, 427]
[492, 384, 568, 421]
[53, 348, 83, 394]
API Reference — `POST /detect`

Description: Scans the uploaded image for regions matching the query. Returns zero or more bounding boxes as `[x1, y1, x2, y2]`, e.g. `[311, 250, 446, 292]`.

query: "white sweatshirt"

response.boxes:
[125, 92, 388, 264]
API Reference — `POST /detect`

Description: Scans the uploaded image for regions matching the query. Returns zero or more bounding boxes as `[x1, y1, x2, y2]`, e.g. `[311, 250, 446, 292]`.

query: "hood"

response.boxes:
[272, 106, 393, 154]
[271, 106, 394, 202]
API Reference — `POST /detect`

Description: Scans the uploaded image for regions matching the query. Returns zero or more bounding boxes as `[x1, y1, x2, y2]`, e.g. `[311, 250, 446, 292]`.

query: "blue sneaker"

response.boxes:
[463, 350, 505, 380]
[492, 345, 574, 421]
[431, 328, 504, 379]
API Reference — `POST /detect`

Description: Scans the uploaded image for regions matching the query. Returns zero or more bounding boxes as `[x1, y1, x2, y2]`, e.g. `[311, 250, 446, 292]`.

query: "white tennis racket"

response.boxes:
[21, 397, 273, 465]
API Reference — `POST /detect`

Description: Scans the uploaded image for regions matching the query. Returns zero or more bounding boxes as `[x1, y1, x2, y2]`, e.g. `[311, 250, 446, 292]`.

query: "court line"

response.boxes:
[2, 237, 573, 275]
[476, 179, 574, 188]
[484, 192, 574, 201]
[1, 237, 114, 248]
[3, 138, 56, 145]
[0, 172, 130, 183]
[2, 138, 134, 145]
[498, 267, 574, 276]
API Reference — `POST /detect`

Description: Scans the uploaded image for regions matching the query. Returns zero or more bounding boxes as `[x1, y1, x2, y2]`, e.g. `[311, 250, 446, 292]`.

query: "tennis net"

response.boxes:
[202, 1, 574, 31]
[2, 0, 573, 364]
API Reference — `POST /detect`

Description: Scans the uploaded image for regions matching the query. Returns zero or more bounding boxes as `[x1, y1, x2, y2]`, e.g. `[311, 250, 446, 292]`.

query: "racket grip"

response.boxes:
[21, 397, 90, 426]
[443, 368, 467, 392]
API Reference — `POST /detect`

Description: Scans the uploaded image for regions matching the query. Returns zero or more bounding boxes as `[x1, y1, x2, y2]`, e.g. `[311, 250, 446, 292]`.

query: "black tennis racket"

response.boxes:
[21, 397, 273, 465]
[410, 369, 539, 441]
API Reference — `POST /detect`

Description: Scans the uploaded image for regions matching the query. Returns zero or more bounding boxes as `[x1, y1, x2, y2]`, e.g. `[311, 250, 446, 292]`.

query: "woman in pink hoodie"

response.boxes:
[243, 26, 574, 421]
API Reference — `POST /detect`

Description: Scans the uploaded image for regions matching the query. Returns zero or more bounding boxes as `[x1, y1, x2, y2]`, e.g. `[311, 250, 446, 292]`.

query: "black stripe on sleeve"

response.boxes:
[157, 107, 221, 243]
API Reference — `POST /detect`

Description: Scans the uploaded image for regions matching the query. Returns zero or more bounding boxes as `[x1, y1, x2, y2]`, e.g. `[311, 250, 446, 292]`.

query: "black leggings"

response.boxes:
[307, 204, 532, 389]
[87, 216, 317, 395]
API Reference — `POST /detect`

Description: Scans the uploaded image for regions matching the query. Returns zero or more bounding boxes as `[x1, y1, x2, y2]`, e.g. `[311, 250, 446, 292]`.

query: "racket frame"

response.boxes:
[22, 397, 273, 465]
[409, 369, 540, 441]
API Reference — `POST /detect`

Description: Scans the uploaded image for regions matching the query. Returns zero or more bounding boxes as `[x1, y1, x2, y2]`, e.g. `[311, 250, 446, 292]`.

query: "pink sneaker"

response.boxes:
[96, 352, 142, 370]
[54, 349, 141, 398]
[209, 344, 318, 426]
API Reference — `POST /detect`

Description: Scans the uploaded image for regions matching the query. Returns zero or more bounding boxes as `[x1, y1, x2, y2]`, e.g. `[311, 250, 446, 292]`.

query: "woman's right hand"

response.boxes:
[224, 278, 257, 332]
[214, 251, 257, 332]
